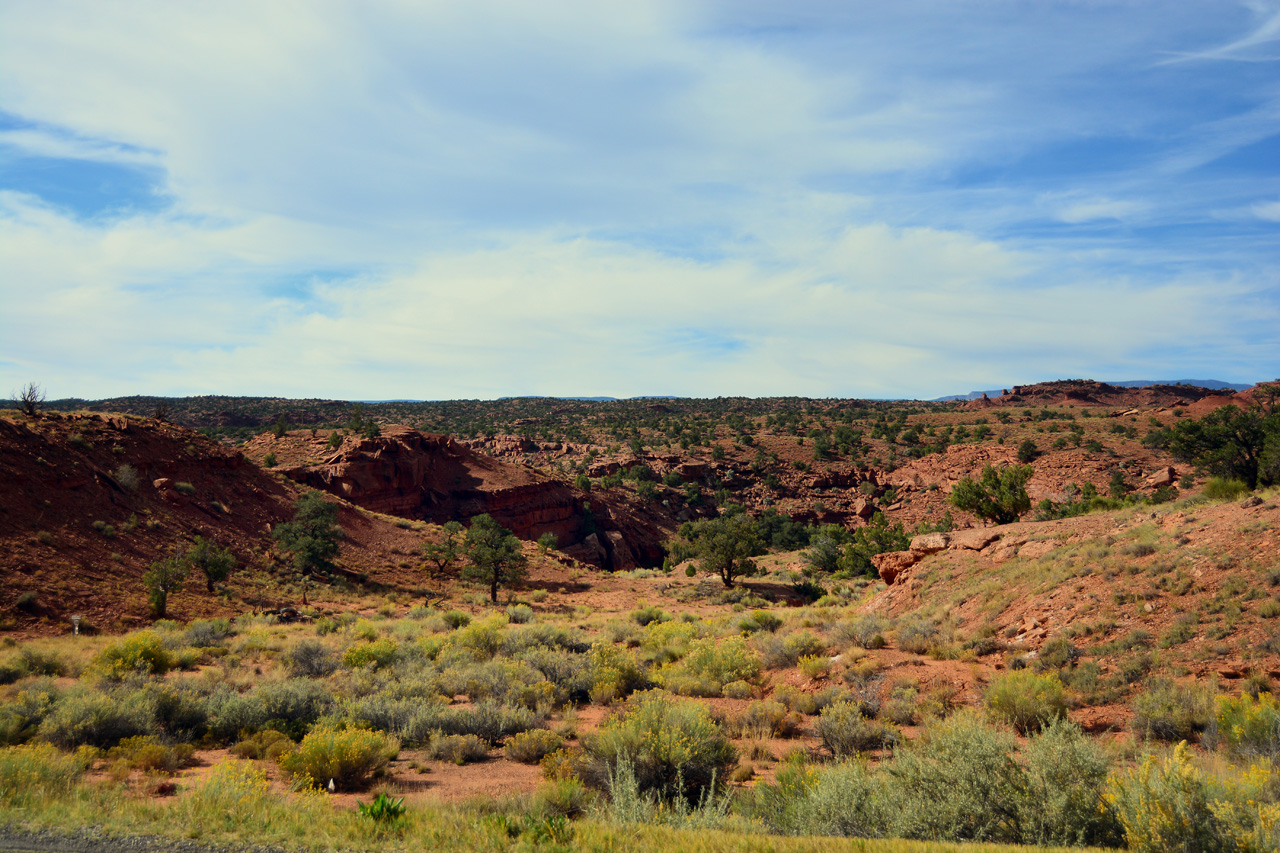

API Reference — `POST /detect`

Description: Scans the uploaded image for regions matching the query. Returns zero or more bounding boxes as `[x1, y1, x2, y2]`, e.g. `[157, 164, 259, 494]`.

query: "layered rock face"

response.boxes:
[280, 426, 663, 569]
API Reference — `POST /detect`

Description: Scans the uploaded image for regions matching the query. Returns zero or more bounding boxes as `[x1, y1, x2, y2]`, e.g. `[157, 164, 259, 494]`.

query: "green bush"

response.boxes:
[744, 754, 888, 839]
[342, 638, 399, 669]
[984, 670, 1066, 734]
[279, 725, 398, 790]
[1020, 718, 1123, 847]
[184, 618, 235, 648]
[815, 700, 899, 757]
[442, 609, 471, 629]
[504, 729, 565, 764]
[0, 743, 82, 806]
[284, 639, 340, 677]
[37, 688, 152, 748]
[657, 636, 759, 697]
[1106, 744, 1235, 853]
[428, 733, 488, 765]
[92, 631, 172, 679]
[505, 603, 535, 624]
[587, 642, 649, 704]
[229, 729, 293, 761]
[1203, 477, 1250, 501]
[584, 690, 735, 802]
[1131, 679, 1213, 742]
[0, 678, 61, 745]
[737, 610, 782, 635]
[887, 712, 1027, 843]
[630, 605, 670, 627]
[1214, 692, 1280, 758]
[106, 735, 194, 774]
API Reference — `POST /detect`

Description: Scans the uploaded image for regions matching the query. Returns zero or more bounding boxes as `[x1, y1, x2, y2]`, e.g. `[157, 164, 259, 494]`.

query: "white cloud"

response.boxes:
[1253, 199, 1280, 221]
[0, 1, 1276, 399]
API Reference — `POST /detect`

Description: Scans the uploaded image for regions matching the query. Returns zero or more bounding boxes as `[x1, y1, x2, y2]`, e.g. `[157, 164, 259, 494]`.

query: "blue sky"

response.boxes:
[1, 0, 1277, 401]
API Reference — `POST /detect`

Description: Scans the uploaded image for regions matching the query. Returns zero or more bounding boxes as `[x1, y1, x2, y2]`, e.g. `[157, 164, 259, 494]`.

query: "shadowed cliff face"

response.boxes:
[277, 426, 667, 570]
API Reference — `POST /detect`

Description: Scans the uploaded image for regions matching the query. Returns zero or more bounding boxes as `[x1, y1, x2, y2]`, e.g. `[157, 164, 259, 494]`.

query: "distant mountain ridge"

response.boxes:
[933, 379, 1253, 402]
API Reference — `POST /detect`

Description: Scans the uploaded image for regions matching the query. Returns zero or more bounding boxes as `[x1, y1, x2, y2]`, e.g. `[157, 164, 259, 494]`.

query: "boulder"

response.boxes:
[950, 529, 1001, 551]
[1018, 540, 1056, 559]
[1144, 467, 1176, 489]
[873, 551, 918, 585]
[852, 498, 876, 520]
[910, 533, 950, 554]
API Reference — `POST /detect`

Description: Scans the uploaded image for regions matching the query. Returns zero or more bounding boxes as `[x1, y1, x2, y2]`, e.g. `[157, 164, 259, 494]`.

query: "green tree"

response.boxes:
[273, 491, 343, 601]
[950, 464, 1034, 525]
[1144, 403, 1280, 489]
[462, 514, 527, 604]
[688, 512, 765, 587]
[536, 531, 559, 557]
[837, 512, 912, 575]
[144, 554, 187, 618]
[1017, 439, 1040, 464]
[422, 520, 463, 574]
[186, 536, 236, 593]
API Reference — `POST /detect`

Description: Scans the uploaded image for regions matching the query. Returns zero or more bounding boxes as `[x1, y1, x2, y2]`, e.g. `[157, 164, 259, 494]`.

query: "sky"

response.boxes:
[1, 0, 1277, 402]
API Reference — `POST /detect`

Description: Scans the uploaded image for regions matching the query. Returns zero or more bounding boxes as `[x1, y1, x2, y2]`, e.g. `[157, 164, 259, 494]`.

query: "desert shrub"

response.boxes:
[1203, 477, 1250, 501]
[533, 776, 594, 819]
[584, 690, 735, 802]
[985, 670, 1066, 734]
[144, 682, 211, 742]
[207, 679, 333, 743]
[0, 678, 61, 745]
[798, 654, 832, 680]
[0, 743, 82, 806]
[1214, 692, 1280, 759]
[744, 754, 888, 838]
[448, 700, 540, 745]
[229, 729, 293, 761]
[452, 615, 507, 659]
[832, 614, 889, 650]
[737, 610, 783, 635]
[428, 733, 488, 765]
[113, 464, 140, 491]
[757, 630, 826, 668]
[175, 481, 196, 495]
[37, 688, 153, 748]
[1020, 718, 1124, 847]
[1106, 744, 1235, 853]
[440, 657, 550, 708]
[106, 735, 194, 774]
[186, 760, 286, 834]
[442, 610, 471, 629]
[587, 642, 649, 704]
[505, 603, 535, 624]
[504, 622, 590, 655]
[630, 604, 670, 627]
[896, 616, 942, 655]
[722, 680, 753, 700]
[505, 728, 564, 764]
[731, 700, 802, 739]
[92, 631, 171, 679]
[1034, 637, 1079, 673]
[184, 618, 235, 648]
[887, 712, 1027, 843]
[11, 648, 68, 678]
[816, 700, 899, 757]
[657, 636, 759, 697]
[519, 647, 591, 704]
[278, 725, 398, 790]
[284, 639, 340, 678]
[342, 638, 399, 669]
[1131, 679, 1214, 742]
